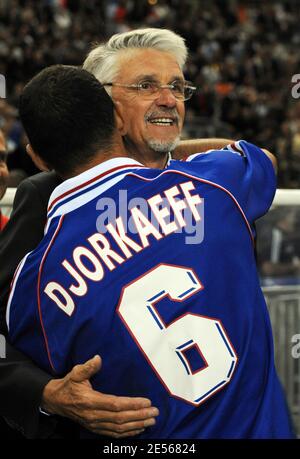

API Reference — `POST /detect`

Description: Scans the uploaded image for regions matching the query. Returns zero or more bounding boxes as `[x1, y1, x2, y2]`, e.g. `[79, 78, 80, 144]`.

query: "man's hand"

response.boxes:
[41, 355, 159, 438]
[262, 148, 277, 172]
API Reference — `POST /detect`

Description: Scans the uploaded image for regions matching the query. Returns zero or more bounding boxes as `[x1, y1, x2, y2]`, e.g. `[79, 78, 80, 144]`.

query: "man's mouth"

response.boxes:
[147, 117, 175, 126]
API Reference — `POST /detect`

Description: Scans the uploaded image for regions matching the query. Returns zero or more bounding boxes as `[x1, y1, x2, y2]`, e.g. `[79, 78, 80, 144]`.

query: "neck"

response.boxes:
[123, 136, 169, 169]
[64, 143, 129, 179]
[62, 140, 170, 180]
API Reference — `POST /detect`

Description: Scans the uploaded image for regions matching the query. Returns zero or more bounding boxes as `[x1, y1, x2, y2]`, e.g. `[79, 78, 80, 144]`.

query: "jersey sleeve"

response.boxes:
[185, 140, 277, 223]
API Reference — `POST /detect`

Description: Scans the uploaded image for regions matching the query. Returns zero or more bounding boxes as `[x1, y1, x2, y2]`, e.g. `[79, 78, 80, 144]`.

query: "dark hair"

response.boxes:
[19, 65, 115, 176]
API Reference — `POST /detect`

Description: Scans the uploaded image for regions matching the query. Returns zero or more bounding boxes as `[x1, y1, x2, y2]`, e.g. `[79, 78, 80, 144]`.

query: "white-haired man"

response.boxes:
[83, 28, 229, 168]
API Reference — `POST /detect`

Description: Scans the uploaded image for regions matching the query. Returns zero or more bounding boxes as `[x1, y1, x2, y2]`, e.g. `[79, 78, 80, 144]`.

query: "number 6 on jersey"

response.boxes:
[117, 263, 238, 405]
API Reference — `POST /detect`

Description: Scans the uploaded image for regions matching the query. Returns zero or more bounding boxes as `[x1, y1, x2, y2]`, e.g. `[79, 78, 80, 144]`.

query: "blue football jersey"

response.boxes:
[7, 141, 295, 438]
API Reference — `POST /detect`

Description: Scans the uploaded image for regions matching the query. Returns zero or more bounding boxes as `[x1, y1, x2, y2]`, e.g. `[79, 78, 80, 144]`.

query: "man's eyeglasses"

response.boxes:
[103, 80, 197, 101]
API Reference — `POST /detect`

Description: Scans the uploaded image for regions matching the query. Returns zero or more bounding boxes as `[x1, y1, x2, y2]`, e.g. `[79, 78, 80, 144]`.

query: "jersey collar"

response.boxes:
[47, 157, 145, 214]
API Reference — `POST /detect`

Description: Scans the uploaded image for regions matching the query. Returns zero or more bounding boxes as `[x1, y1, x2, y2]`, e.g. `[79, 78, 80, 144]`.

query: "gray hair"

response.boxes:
[83, 28, 188, 84]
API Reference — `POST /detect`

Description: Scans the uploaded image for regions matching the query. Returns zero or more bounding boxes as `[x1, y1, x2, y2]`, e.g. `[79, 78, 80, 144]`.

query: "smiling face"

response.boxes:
[111, 48, 185, 167]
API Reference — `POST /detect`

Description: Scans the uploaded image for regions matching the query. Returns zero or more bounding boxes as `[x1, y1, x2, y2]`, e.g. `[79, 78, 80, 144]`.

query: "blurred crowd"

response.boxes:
[1, 0, 300, 187]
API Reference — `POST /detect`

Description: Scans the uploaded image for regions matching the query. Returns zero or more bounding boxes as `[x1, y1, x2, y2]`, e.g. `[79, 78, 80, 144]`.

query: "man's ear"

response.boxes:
[114, 101, 127, 136]
[26, 144, 50, 172]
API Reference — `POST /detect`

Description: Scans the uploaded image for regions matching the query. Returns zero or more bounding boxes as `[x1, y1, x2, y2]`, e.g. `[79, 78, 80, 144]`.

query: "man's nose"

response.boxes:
[155, 87, 177, 107]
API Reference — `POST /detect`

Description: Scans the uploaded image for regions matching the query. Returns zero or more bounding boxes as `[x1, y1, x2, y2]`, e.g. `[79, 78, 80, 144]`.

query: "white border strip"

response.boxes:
[272, 189, 300, 206]
[1, 188, 300, 210]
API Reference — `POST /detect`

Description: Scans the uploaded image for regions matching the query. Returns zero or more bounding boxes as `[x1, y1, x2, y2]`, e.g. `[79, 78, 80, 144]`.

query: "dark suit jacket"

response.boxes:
[0, 171, 69, 438]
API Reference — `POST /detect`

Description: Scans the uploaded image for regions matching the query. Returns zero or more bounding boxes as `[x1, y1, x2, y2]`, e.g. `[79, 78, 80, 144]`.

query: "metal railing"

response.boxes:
[2, 187, 300, 213]
[263, 286, 300, 437]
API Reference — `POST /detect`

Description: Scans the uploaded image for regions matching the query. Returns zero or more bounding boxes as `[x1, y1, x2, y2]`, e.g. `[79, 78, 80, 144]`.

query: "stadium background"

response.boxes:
[0, 0, 299, 437]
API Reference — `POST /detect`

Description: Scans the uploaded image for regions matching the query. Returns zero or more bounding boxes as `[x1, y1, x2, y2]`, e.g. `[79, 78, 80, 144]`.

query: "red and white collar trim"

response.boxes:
[47, 157, 145, 213]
